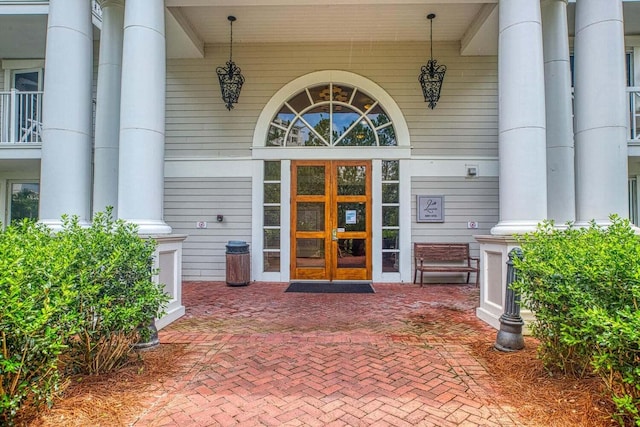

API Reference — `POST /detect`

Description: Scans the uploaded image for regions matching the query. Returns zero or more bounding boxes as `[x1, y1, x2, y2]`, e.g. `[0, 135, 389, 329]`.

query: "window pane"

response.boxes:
[332, 107, 361, 140]
[336, 122, 376, 146]
[264, 206, 280, 226]
[382, 206, 399, 226]
[264, 161, 281, 181]
[264, 183, 280, 204]
[300, 108, 331, 144]
[267, 125, 285, 147]
[297, 166, 325, 195]
[292, 119, 327, 147]
[382, 230, 399, 249]
[368, 104, 390, 126]
[287, 91, 311, 111]
[10, 183, 39, 223]
[337, 165, 366, 195]
[382, 160, 399, 181]
[382, 252, 399, 272]
[337, 202, 366, 232]
[297, 203, 324, 231]
[264, 229, 280, 249]
[264, 252, 280, 272]
[337, 239, 366, 269]
[382, 183, 399, 203]
[377, 125, 397, 146]
[296, 238, 324, 267]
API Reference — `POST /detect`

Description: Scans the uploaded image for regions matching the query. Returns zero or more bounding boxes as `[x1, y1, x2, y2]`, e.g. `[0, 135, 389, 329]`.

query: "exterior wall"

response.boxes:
[164, 177, 252, 281]
[165, 41, 497, 158]
[164, 41, 499, 282]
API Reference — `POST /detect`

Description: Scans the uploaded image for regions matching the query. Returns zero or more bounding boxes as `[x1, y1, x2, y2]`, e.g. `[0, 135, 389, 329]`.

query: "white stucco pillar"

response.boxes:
[39, 0, 93, 228]
[542, 0, 575, 226]
[117, 0, 171, 234]
[574, 0, 628, 225]
[491, 0, 548, 235]
[93, 0, 124, 215]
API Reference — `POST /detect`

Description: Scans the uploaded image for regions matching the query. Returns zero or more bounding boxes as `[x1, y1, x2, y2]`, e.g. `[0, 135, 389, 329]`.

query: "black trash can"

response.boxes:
[226, 240, 250, 286]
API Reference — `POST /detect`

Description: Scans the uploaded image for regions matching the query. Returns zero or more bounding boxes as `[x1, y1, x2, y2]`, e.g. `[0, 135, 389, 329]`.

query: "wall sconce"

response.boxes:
[217, 16, 245, 110]
[418, 13, 447, 109]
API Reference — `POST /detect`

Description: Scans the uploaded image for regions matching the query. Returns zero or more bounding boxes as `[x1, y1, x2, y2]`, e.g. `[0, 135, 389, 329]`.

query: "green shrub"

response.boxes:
[60, 209, 169, 375]
[512, 215, 640, 426]
[0, 221, 79, 425]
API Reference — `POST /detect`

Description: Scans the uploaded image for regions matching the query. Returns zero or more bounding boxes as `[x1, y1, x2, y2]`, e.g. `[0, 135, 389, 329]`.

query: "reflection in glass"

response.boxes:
[382, 183, 399, 203]
[337, 239, 366, 268]
[266, 125, 285, 146]
[332, 107, 361, 141]
[382, 206, 399, 226]
[297, 166, 325, 195]
[301, 107, 331, 144]
[297, 203, 324, 231]
[337, 121, 376, 146]
[382, 160, 399, 181]
[337, 166, 366, 195]
[264, 183, 280, 204]
[367, 104, 390, 126]
[10, 183, 39, 223]
[382, 252, 399, 272]
[264, 206, 280, 226]
[337, 202, 366, 232]
[264, 229, 280, 249]
[382, 230, 399, 249]
[292, 119, 326, 146]
[264, 161, 281, 181]
[296, 238, 325, 267]
[377, 125, 396, 146]
[264, 252, 280, 272]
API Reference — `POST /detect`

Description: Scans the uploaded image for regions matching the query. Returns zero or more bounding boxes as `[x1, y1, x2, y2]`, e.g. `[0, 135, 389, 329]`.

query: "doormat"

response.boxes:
[285, 282, 375, 294]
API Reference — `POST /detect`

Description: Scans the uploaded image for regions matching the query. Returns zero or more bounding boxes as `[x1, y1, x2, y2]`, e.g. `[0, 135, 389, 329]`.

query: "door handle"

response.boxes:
[332, 228, 338, 241]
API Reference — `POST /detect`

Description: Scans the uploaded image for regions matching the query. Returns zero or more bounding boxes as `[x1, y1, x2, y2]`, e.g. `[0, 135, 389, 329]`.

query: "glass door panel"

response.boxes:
[290, 160, 371, 281]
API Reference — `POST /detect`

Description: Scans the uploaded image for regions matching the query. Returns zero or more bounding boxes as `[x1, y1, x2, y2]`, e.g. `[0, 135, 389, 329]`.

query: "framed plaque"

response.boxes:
[417, 195, 444, 223]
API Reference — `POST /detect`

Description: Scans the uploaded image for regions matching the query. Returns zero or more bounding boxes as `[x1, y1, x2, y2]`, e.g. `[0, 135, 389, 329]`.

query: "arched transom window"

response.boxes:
[266, 83, 397, 147]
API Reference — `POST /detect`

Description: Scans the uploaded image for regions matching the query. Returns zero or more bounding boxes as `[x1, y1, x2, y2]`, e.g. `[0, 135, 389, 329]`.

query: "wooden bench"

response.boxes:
[413, 242, 479, 287]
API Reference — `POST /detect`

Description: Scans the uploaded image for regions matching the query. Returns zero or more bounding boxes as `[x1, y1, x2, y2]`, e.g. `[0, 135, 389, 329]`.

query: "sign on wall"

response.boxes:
[417, 195, 444, 223]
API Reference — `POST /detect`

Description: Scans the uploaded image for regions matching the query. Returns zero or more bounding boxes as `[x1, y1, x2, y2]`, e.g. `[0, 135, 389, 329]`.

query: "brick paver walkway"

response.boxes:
[131, 282, 528, 426]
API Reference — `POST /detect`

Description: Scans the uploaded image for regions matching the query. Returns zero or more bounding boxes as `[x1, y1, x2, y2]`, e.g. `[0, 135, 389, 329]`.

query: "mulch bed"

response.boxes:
[470, 337, 619, 427]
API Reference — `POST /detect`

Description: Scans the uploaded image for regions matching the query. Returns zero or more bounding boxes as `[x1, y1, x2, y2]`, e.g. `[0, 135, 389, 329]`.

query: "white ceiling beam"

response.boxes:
[166, 7, 205, 59]
[460, 3, 497, 56]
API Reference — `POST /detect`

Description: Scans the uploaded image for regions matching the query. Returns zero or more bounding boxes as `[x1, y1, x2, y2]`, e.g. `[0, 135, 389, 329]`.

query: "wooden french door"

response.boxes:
[291, 160, 372, 281]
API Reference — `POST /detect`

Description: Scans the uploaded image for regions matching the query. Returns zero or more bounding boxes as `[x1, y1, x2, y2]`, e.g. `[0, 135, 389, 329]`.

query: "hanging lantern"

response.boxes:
[217, 16, 244, 110]
[418, 13, 447, 109]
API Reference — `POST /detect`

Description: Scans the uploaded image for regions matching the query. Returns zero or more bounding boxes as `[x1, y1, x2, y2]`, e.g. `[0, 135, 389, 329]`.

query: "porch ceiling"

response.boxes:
[165, 0, 499, 58]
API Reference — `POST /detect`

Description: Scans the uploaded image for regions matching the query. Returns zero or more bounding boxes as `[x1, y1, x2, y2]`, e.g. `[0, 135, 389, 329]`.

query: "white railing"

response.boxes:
[0, 90, 43, 144]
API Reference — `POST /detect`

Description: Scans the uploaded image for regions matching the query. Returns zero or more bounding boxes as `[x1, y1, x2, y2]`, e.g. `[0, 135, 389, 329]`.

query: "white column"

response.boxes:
[117, 0, 171, 234]
[574, 0, 628, 225]
[39, 0, 93, 228]
[93, 0, 124, 215]
[491, 0, 548, 235]
[541, 0, 575, 225]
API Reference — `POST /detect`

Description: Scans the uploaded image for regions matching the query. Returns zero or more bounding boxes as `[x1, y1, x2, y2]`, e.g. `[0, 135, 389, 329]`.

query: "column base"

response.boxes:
[148, 234, 187, 330]
[490, 220, 542, 236]
[474, 235, 534, 332]
[131, 219, 172, 235]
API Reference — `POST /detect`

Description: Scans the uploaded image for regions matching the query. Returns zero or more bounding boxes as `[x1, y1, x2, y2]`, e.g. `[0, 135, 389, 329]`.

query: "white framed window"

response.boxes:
[8, 181, 39, 224]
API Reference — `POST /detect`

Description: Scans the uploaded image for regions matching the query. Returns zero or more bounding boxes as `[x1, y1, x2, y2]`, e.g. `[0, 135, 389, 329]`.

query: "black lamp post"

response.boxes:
[217, 16, 245, 110]
[419, 13, 447, 109]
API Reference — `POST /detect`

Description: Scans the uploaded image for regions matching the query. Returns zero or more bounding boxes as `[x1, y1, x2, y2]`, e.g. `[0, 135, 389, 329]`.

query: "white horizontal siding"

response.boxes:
[165, 41, 497, 158]
[411, 177, 499, 254]
[164, 177, 252, 281]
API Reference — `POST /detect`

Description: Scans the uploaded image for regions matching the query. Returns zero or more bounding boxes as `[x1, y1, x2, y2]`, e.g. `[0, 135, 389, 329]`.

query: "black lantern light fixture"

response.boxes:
[418, 13, 447, 109]
[217, 16, 244, 110]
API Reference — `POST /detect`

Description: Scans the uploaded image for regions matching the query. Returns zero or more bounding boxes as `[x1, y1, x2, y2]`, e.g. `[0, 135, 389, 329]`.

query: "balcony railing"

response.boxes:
[0, 90, 43, 144]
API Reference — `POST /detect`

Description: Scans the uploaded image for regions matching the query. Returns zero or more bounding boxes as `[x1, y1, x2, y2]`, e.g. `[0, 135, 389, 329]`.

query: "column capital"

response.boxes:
[541, 0, 568, 5]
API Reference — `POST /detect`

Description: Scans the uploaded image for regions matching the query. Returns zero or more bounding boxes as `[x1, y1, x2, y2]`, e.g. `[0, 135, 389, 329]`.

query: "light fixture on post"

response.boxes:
[418, 13, 447, 109]
[217, 16, 244, 110]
